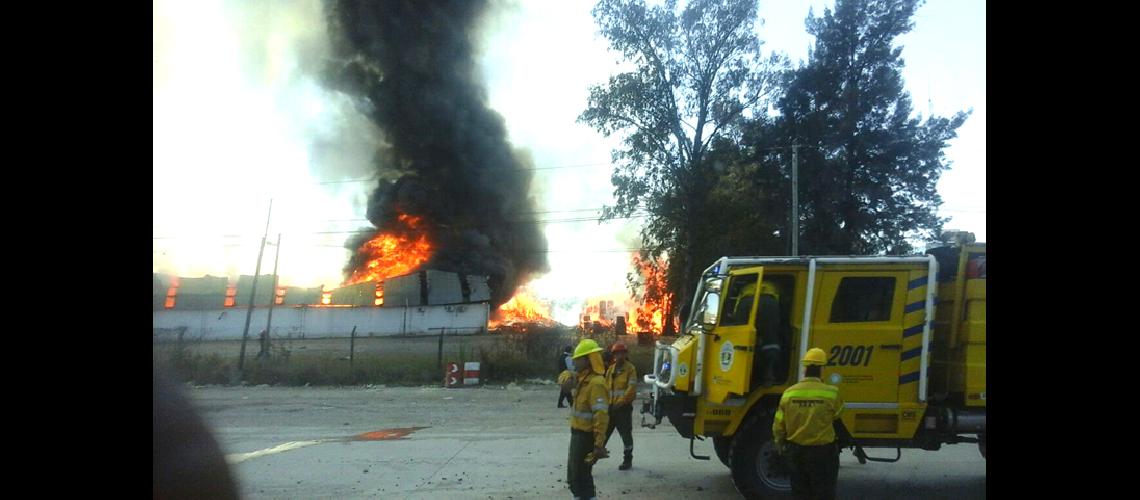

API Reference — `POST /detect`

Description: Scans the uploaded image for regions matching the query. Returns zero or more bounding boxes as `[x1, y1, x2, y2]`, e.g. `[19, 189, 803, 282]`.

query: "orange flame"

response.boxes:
[630, 253, 677, 335]
[578, 293, 633, 331]
[223, 285, 236, 307]
[576, 254, 677, 335]
[489, 288, 555, 329]
[165, 277, 179, 309]
[344, 214, 434, 289]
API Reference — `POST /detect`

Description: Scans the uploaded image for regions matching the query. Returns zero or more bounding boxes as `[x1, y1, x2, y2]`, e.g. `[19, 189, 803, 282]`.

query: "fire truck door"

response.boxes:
[810, 271, 908, 403]
[706, 266, 763, 404]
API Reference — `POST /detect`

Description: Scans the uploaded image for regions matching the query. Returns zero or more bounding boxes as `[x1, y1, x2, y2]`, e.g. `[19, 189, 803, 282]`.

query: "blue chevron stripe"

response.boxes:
[900, 347, 923, 361]
[903, 324, 925, 338]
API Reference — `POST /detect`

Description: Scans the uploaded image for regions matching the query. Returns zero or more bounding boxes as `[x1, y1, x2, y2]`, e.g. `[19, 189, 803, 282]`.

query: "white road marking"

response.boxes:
[226, 440, 326, 464]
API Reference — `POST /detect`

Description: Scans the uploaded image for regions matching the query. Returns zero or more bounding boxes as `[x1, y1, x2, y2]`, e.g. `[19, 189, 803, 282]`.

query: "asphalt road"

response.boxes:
[184, 383, 986, 499]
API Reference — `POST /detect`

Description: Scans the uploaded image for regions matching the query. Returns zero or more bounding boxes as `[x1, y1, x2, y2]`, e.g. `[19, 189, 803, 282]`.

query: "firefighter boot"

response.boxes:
[761, 361, 778, 387]
[619, 454, 632, 470]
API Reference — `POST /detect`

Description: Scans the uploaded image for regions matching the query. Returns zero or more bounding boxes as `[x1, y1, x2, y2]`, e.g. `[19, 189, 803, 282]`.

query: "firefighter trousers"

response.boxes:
[604, 404, 633, 459]
[785, 442, 838, 500]
[567, 429, 596, 498]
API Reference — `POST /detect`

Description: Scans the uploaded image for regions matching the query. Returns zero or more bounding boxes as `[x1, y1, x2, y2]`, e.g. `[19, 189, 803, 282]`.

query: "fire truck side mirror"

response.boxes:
[704, 276, 723, 293]
[699, 290, 720, 328]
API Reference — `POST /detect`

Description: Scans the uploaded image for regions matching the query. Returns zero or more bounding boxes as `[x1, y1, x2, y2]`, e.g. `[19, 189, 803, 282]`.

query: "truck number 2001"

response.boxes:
[826, 345, 874, 367]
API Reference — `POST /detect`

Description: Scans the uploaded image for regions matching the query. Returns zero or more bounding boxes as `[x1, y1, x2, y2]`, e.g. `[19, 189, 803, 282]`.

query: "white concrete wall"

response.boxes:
[153, 303, 490, 340]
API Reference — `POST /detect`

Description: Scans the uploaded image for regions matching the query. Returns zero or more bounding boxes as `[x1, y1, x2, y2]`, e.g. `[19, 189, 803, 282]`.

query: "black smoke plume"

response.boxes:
[326, 0, 549, 307]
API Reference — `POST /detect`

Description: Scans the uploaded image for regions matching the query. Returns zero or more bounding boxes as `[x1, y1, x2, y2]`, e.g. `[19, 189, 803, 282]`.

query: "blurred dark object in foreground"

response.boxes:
[153, 368, 238, 499]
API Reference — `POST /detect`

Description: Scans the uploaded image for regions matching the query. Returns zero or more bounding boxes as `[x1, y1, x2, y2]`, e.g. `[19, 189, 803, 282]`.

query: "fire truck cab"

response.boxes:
[641, 232, 986, 498]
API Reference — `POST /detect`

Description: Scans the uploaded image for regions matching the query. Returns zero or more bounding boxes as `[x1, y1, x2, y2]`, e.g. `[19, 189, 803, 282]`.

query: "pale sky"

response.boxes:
[153, 0, 985, 325]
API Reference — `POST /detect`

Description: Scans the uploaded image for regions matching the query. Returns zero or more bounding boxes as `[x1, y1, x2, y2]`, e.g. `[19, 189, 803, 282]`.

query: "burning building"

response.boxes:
[152, 270, 492, 340]
[577, 253, 679, 337]
[325, 0, 550, 311]
[155, 1, 565, 340]
[383, 270, 492, 307]
[488, 287, 557, 329]
[579, 297, 629, 335]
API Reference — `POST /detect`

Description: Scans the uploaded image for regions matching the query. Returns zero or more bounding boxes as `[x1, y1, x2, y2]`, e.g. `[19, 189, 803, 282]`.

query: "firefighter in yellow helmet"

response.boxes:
[757, 282, 784, 386]
[564, 338, 610, 500]
[604, 342, 637, 470]
[772, 347, 845, 499]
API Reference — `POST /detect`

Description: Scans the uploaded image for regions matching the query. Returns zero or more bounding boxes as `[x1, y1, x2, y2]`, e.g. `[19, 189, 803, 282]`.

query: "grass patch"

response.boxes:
[162, 351, 239, 386]
[478, 324, 573, 383]
[241, 354, 439, 386]
[152, 327, 673, 387]
[153, 325, 584, 386]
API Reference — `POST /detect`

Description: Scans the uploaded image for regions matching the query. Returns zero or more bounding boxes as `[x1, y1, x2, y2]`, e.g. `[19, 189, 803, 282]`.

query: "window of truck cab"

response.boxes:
[719, 272, 759, 326]
[828, 276, 896, 323]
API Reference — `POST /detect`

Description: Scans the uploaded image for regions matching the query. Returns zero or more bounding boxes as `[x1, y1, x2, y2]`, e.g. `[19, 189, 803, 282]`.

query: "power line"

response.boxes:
[155, 206, 980, 241]
[304, 216, 641, 234]
[156, 246, 647, 253]
[314, 161, 612, 185]
[316, 206, 614, 222]
[152, 214, 646, 240]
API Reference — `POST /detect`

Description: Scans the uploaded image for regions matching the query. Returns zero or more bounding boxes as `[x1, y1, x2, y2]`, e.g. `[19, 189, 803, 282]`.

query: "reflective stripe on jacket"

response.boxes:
[605, 360, 638, 406]
[771, 377, 844, 448]
[571, 370, 610, 447]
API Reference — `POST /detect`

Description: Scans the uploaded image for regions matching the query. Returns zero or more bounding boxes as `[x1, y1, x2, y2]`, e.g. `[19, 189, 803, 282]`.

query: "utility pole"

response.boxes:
[791, 144, 799, 256]
[264, 232, 282, 346]
[239, 199, 272, 374]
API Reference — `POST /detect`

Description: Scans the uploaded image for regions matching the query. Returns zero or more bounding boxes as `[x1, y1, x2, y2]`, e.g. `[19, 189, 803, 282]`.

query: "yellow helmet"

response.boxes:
[573, 339, 604, 359]
[737, 282, 756, 298]
[802, 347, 827, 366]
[760, 281, 779, 299]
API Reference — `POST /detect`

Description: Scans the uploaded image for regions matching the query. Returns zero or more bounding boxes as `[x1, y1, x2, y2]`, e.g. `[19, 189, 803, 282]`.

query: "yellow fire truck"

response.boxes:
[641, 231, 985, 498]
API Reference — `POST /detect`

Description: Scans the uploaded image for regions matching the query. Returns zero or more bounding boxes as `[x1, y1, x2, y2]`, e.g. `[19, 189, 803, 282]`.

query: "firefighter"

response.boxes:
[604, 342, 637, 470]
[757, 282, 783, 386]
[565, 338, 610, 499]
[772, 347, 845, 500]
[558, 345, 574, 408]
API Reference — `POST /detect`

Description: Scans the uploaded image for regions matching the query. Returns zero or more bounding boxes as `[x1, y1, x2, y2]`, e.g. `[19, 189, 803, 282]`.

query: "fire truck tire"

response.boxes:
[713, 436, 732, 467]
[729, 410, 792, 499]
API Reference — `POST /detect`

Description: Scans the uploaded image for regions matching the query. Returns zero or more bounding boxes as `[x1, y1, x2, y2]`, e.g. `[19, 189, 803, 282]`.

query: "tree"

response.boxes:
[700, 133, 788, 258]
[580, 0, 785, 329]
[756, 0, 969, 255]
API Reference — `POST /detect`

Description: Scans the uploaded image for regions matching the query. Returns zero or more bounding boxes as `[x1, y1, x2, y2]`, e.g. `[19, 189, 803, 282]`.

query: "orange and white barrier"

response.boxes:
[463, 361, 480, 385]
[444, 362, 461, 388]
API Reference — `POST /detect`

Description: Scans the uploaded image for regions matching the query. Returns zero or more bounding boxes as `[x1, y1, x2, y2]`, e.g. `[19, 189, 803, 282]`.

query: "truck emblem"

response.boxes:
[720, 341, 734, 372]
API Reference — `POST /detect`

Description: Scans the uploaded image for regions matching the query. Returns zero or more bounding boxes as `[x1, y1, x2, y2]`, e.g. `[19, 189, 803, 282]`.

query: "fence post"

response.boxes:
[437, 328, 445, 373]
[349, 325, 357, 372]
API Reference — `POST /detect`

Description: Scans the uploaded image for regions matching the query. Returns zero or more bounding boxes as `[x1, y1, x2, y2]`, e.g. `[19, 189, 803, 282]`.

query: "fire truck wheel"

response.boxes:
[713, 436, 732, 467]
[729, 410, 792, 499]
